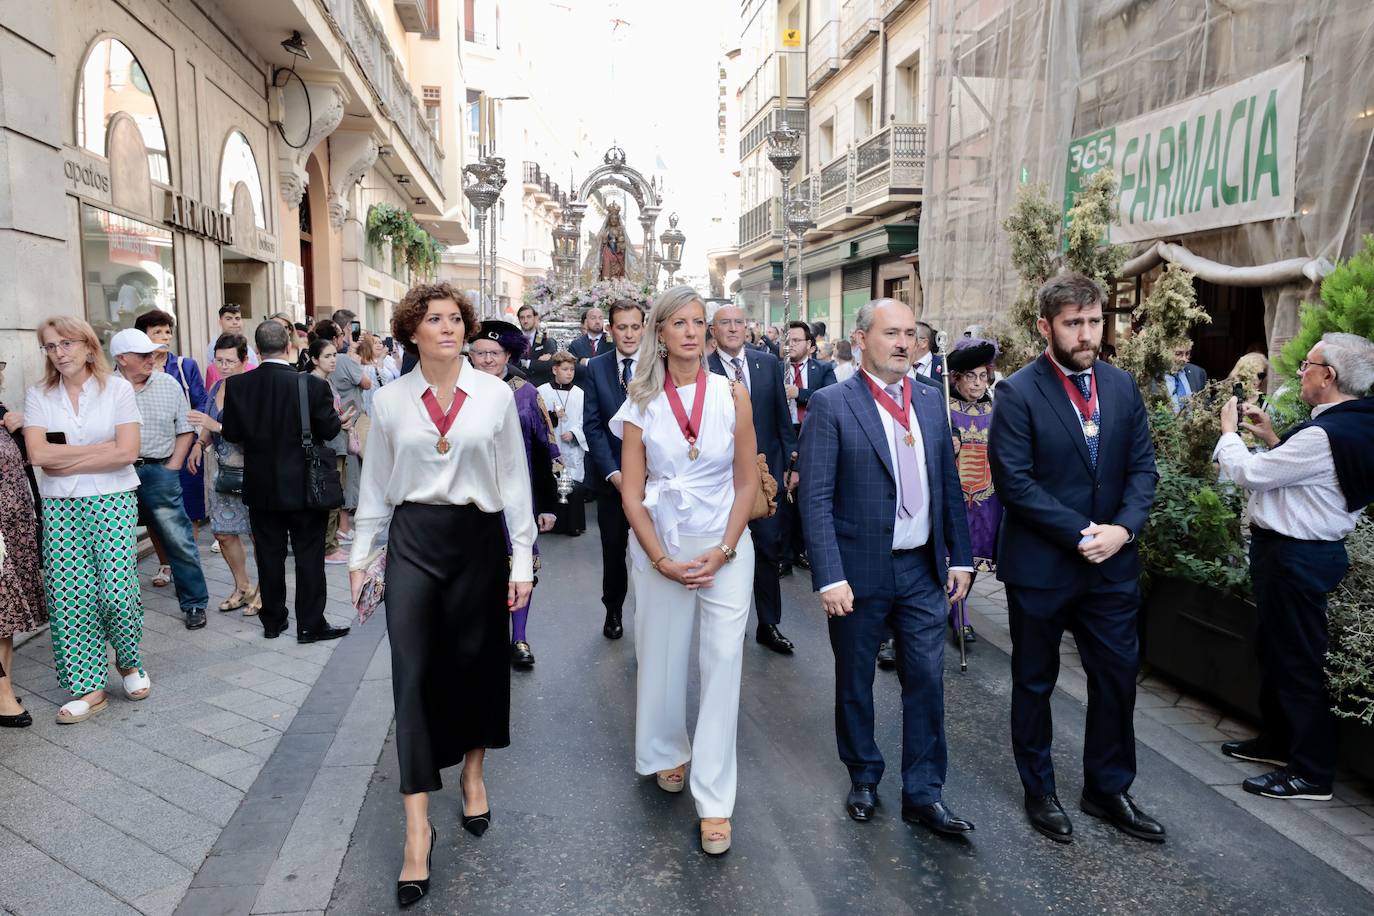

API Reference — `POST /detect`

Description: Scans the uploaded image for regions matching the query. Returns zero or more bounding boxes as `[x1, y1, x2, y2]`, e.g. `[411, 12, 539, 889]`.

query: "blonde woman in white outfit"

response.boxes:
[610, 285, 759, 856]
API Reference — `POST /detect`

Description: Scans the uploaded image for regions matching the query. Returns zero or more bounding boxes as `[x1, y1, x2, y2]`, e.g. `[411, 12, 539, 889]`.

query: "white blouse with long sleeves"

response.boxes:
[610, 372, 737, 570]
[23, 374, 141, 498]
[348, 362, 536, 578]
[537, 382, 587, 482]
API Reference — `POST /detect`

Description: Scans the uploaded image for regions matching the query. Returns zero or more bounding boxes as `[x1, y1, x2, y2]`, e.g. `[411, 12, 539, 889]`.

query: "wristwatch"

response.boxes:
[716, 543, 737, 562]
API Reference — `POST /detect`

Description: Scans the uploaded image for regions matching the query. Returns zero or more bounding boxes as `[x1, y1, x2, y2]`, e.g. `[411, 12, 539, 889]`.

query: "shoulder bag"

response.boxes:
[726, 380, 778, 520]
[298, 374, 344, 510]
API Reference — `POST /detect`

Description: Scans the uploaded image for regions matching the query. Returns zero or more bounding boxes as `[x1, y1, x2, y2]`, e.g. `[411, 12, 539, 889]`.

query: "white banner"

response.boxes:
[1064, 61, 1305, 243]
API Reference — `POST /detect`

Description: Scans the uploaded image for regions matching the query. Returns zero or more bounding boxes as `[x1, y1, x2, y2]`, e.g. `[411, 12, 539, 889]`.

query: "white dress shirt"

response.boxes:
[348, 363, 536, 577]
[787, 359, 809, 424]
[912, 352, 935, 379]
[821, 370, 971, 592]
[24, 374, 141, 498]
[716, 347, 752, 396]
[1214, 403, 1363, 541]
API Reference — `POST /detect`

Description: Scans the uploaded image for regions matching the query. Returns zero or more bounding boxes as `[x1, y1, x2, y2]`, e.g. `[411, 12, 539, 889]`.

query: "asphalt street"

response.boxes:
[328, 507, 1374, 915]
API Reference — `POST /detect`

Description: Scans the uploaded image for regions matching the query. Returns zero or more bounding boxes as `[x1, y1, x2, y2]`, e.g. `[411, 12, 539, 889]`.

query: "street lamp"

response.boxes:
[462, 159, 502, 318]
[765, 123, 802, 328]
[552, 197, 579, 291]
[786, 192, 814, 320]
[659, 213, 685, 287]
[476, 95, 528, 317]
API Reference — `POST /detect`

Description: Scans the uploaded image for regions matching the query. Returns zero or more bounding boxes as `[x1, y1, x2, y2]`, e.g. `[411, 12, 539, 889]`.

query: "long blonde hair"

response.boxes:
[627, 285, 707, 410]
[37, 316, 110, 391]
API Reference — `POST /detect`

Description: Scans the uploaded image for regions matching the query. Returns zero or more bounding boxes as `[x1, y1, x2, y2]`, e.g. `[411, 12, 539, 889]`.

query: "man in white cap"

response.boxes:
[111, 328, 210, 630]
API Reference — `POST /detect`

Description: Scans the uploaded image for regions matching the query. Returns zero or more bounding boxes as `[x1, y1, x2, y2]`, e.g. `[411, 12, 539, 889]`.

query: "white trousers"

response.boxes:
[632, 530, 754, 818]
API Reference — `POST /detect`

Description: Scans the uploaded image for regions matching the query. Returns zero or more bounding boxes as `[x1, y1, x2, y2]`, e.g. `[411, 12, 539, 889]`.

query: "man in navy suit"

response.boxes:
[910, 321, 945, 383]
[580, 300, 645, 640]
[799, 298, 976, 836]
[709, 304, 799, 654]
[989, 273, 1163, 845]
[567, 307, 612, 366]
[782, 320, 838, 574]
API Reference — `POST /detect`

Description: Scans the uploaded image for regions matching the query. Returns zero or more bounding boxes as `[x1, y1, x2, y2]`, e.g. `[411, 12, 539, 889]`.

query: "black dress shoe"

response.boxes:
[902, 800, 975, 835]
[793, 553, 811, 570]
[603, 611, 623, 640]
[1025, 793, 1072, 843]
[846, 783, 879, 822]
[777, 562, 794, 578]
[510, 641, 535, 669]
[462, 809, 492, 836]
[1242, 768, 1333, 800]
[184, 609, 207, 630]
[1080, 791, 1166, 842]
[397, 823, 436, 907]
[263, 622, 287, 639]
[876, 639, 897, 671]
[756, 625, 794, 654]
[0, 704, 32, 728]
[297, 624, 350, 644]
[1221, 737, 1288, 767]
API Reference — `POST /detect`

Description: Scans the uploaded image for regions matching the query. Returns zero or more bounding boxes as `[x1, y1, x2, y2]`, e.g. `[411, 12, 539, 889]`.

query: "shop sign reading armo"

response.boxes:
[165, 191, 234, 246]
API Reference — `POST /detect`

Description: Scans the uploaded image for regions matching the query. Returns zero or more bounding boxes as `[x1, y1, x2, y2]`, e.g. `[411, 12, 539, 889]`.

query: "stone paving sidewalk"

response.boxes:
[0, 535, 374, 916]
[964, 576, 1374, 895]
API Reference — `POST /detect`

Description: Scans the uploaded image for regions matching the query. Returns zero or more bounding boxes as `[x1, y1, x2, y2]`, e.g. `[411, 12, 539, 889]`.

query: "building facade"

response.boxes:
[0, 0, 467, 403]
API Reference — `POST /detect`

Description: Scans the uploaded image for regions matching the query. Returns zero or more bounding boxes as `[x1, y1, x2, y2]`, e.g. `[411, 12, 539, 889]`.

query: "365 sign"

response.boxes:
[1063, 61, 1305, 243]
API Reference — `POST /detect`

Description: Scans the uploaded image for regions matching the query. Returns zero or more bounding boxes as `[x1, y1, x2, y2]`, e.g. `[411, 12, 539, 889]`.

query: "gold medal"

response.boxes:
[904, 432, 915, 447]
[436, 436, 451, 455]
[1082, 421, 1098, 437]
[688, 444, 700, 461]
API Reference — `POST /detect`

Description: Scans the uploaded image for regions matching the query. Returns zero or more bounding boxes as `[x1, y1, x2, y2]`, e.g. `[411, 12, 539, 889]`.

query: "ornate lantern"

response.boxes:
[659, 213, 686, 286]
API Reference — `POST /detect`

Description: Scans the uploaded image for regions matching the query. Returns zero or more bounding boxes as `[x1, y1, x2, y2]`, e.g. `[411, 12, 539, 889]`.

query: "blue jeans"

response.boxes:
[136, 463, 209, 613]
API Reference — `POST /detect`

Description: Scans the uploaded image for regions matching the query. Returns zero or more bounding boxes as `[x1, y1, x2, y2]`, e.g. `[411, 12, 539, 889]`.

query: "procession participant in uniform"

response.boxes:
[538, 352, 587, 536]
[517, 304, 558, 386]
[945, 337, 1004, 646]
[798, 298, 975, 835]
[989, 273, 1163, 845]
[581, 299, 646, 639]
[468, 320, 559, 669]
[708, 304, 798, 654]
[349, 283, 535, 907]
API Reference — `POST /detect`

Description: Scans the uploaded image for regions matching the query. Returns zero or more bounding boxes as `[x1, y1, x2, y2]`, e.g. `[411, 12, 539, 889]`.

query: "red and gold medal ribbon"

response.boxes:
[663, 367, 707, 458]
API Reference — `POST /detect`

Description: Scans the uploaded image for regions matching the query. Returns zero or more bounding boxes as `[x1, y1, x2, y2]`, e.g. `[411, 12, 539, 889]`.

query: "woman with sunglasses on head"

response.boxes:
[23, 317, 146, 724]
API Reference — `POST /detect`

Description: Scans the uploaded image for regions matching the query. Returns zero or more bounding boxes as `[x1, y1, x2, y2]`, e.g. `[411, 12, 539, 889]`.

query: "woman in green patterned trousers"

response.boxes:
[23, 316, 147, 724]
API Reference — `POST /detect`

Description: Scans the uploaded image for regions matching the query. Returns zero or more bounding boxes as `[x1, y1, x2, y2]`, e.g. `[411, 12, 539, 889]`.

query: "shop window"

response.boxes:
[77, 38, 170, 184]
[80, 203, 176, 349]
[218, 130, 267, 228]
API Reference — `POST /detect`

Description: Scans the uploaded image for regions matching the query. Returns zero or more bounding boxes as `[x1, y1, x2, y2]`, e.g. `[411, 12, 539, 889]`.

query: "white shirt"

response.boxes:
[912, 351, 935, 379]
[348, 363, 537, 577]
[610, 373, 736, 569]
[538, 383, 587, 482]
[834, 360, 857, 383]
[24, 374, 141, 498]
[787, 359, 809, 424]
[821, 370, 972, 593]
[716, 348, 752, 396]
[1214, 403, 1363, 541]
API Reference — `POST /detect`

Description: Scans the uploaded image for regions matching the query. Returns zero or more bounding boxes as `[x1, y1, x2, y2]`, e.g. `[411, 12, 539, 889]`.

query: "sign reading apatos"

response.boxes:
[165, 190, 234, 246]
[1064, 60, 1305, 243]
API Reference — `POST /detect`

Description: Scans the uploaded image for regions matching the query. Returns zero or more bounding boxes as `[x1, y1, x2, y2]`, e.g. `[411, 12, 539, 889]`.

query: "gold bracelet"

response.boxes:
[651, 556, 669, 572]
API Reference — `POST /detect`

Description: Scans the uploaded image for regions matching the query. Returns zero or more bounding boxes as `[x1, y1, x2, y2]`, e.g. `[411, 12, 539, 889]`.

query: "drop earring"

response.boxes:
[657, 341, 667, 359]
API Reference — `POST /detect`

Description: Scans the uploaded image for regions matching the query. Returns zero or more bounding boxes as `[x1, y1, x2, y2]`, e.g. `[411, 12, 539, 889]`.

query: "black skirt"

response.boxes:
[386, 501, 510, 794]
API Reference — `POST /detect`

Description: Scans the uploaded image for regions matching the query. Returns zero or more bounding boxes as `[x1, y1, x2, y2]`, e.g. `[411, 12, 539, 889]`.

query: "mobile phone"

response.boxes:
[1232, 382, 1246, 401]
[46, 431, 67, 444]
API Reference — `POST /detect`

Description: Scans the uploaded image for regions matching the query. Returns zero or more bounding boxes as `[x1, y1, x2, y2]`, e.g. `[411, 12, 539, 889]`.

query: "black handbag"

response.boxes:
[213, 463, 244, 495]
[298, 374, 344, 510]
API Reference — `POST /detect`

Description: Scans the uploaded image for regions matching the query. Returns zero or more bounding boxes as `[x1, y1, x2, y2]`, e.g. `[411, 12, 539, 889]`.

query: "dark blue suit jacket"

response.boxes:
[789, 357, 838, 416]
[567, 333, 612, 363]
[580, 349, 628, 488]
[708, 350, 797, 479]
[798, 373, 973, 599]
[989, 354, 1157, 587]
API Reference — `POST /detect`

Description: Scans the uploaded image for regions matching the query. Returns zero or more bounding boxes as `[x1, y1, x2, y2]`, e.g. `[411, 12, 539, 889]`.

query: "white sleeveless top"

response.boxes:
[610, 372, 737, 569]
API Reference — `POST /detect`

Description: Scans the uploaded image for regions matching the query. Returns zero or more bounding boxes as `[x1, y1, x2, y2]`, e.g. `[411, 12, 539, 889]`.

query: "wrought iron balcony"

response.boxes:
[850, 123, 927, 217]
[840, 0, 881, 58]
[807, 20, 844, 92]
[739, 196, 782, 252]
[815, 150, 853, 227]
[739, 107, 806, 160]
[523, 161, 543, 190]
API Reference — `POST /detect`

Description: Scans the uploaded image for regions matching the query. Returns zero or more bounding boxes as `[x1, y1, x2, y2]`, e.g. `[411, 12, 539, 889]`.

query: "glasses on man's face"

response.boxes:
[469, 348, 504, 361]
[40, 339, 82, 355]
[1299, 359, 1333, 375]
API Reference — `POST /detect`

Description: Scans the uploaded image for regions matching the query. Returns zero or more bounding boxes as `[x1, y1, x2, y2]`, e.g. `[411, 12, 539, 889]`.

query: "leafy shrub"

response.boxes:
[1275, 234, 1374, 378]
[1141, 456, 1250, 600]
[1328, 516, 1374, 725]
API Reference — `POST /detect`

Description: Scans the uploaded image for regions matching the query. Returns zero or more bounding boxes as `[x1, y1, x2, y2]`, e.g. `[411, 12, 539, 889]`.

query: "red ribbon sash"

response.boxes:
[663, 367, 707, 448]
[421, 386, 468, 437]
[1046, 357, 1099, 424]
[860, 373, 913, 432]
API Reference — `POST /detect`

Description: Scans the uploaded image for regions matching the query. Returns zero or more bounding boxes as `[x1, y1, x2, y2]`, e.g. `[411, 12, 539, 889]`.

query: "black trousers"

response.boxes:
[780, 423, 806, 563]
[1250, 527, 1349, 786]
[248, 507, 329, 634]
[1008, 575, 1140, 797]
[596, 486, 630, 615]
[748, 511, 784, 627]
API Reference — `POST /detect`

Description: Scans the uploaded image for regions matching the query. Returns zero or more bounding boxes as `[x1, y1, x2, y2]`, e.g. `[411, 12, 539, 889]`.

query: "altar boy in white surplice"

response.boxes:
[538, 351, 588, 535]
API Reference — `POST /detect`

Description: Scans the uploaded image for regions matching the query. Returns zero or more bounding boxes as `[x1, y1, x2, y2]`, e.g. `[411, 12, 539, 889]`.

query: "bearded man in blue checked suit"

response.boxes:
[798, 298, 977, 837]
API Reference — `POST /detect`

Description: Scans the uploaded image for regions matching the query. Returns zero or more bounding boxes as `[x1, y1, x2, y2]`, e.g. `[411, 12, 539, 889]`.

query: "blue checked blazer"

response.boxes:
[798, 372, 973, 599]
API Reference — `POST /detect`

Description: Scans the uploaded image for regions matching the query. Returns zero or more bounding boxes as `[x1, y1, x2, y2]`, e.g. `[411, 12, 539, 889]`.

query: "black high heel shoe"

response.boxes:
[396, 822, 435, 908]
[461, 779, 491, 837]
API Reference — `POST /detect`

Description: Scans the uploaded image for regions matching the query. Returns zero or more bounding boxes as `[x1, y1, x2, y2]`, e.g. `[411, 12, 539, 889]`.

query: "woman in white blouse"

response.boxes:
[22, 316, 145, 724]
[537, 351, 588, 535]
[348, 282, 535, 908]
[612, 285, 759, 856]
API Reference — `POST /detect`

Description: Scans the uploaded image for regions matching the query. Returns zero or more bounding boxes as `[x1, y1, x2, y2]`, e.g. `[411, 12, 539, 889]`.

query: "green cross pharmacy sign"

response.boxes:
[1064, 60, 1304, 243]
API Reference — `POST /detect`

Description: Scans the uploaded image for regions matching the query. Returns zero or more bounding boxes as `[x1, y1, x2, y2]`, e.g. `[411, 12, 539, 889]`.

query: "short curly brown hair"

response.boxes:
[391, 281, 480, 347]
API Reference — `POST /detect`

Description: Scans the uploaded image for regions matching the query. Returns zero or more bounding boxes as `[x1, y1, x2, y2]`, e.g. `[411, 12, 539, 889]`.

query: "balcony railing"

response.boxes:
[807, 20, 844, 91]
[815, 150, 853, 223]
[739, 52, 807, 126]
[840, 0, 881, 58]
[739, 106, 806, 160]
[324, 0, 444, 191]
[805, 123, 927, 223]
[739, 196, 781, 250]
[523, 161, 543, 188]
[880, 0, 914, 22]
